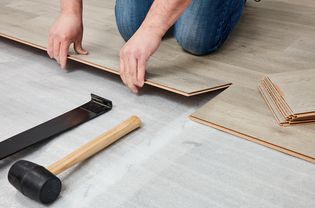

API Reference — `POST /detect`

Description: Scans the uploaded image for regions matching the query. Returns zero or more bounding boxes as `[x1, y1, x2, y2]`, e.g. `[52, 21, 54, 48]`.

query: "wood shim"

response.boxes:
[0, 0, 231, 96]
[191, 0, 315, 163]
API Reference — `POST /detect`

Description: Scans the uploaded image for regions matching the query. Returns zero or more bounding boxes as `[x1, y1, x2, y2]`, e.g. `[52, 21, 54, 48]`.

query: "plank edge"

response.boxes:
[189, 115, 315, 164]
[0, 33, 229, 97]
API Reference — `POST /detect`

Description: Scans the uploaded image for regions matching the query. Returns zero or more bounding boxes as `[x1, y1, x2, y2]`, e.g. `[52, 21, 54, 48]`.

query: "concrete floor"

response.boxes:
[0, 38, 314, 208]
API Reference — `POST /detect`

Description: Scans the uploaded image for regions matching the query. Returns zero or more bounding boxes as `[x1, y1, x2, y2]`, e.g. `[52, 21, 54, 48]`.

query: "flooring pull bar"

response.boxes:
[0, 94, 113, 160]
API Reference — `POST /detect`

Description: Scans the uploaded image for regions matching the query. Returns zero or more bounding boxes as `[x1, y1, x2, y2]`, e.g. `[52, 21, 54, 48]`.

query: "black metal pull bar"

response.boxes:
[0, 94, 112, 160]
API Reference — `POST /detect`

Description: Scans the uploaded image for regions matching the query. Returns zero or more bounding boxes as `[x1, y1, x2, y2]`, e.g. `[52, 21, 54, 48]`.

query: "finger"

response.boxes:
[129, 84, 139, 93]
[126, 79, 139, 93]
[59, 41, 71, 69]
[125, 56, 139, 93]
[53, 41, 61, 64]
[47, 36, 54, 58]
[74, 39, 88, 55]
[127, 56, 138, 88]
[136, 58, 146, 87]
[119, 56, 127, 85]
[123, 54, 129, 87]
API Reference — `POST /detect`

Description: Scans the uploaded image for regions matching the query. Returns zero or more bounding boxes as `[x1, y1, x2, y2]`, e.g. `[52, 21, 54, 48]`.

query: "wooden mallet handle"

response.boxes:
[47, 116, 141, 175]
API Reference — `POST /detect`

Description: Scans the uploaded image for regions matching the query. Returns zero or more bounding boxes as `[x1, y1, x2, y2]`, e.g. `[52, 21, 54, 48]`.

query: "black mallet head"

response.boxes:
[8, 160, 62, 204]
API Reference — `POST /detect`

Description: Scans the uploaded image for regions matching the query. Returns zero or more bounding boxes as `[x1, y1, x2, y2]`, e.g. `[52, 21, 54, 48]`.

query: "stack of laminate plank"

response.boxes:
[258, 69, 315, 126]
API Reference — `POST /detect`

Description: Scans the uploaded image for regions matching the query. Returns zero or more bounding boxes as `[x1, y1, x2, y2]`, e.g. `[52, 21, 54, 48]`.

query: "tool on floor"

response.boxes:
[0, 94, 112, 160]
[8, 116, 141, 204]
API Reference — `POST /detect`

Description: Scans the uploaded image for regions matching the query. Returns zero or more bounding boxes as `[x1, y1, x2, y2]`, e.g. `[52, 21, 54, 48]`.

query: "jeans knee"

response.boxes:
[175, 32, 220, 56]
[115, 0, 153, 41]
[115, 1, 137, 41]
[174, 0, 245, 56]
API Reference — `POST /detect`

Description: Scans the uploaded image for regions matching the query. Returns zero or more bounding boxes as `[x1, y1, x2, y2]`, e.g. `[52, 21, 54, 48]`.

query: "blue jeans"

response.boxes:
[115, 0, 244, 55]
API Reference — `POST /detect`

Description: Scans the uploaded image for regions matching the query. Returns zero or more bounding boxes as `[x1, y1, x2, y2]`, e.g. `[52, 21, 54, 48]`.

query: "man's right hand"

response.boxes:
[47, 13, 88, 69]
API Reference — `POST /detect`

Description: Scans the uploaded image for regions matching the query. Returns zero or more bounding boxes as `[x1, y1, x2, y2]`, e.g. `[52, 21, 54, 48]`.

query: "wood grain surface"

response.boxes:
[267, 69, 315, 115]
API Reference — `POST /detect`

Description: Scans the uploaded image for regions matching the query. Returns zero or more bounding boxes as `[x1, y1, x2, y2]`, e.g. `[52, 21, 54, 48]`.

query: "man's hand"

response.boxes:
[48, 13, 87, 69]
[119, 28, 162, 93]
[119, 0, 191, 93]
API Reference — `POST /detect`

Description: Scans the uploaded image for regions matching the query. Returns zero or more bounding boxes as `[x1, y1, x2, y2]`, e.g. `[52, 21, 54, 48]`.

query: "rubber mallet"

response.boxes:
[8, 116, 141, 204]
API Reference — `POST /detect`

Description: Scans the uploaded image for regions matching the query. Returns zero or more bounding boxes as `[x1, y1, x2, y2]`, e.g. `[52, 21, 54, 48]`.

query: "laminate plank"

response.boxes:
[190, 85, 315, 163]
[0, 0, 231, 96]
[268, 69, 315, 114]
[258, 84, 286, 125]
[257, 69, 315, 126]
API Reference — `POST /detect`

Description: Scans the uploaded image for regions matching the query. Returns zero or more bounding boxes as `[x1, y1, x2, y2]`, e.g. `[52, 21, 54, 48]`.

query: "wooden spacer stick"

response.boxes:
[47, 116, 141, 175]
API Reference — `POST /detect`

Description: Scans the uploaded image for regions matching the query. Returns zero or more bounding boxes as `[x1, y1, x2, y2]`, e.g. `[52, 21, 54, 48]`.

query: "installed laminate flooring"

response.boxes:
[191, 0, 315, 163]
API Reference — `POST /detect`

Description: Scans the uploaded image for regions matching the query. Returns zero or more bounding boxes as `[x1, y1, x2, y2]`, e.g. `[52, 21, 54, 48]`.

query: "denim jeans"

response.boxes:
[115, 0, 244, 55]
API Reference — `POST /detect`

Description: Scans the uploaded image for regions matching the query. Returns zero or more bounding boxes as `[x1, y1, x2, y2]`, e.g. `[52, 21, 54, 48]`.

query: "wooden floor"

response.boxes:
[1, 0, 315, 162]
[191, 0, 315, 163]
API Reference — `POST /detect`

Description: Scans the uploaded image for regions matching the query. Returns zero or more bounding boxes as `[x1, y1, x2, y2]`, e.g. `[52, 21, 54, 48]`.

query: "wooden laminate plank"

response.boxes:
[0, 0, 231, 96]
[258, 69, 315, 125]
[259, 82, 315, 126]
[190, 85, 315, 163]
[261, 78, 292, 121]
[258, 83, 287, 125]
[267, 69, 315, 115]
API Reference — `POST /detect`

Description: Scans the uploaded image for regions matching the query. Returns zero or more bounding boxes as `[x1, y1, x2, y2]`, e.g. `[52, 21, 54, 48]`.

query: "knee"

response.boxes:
[115, 0, 137, 41]
[175, 31, 221, 56]
[174, 0, 245, 56]
[115, 0, 153, 41]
